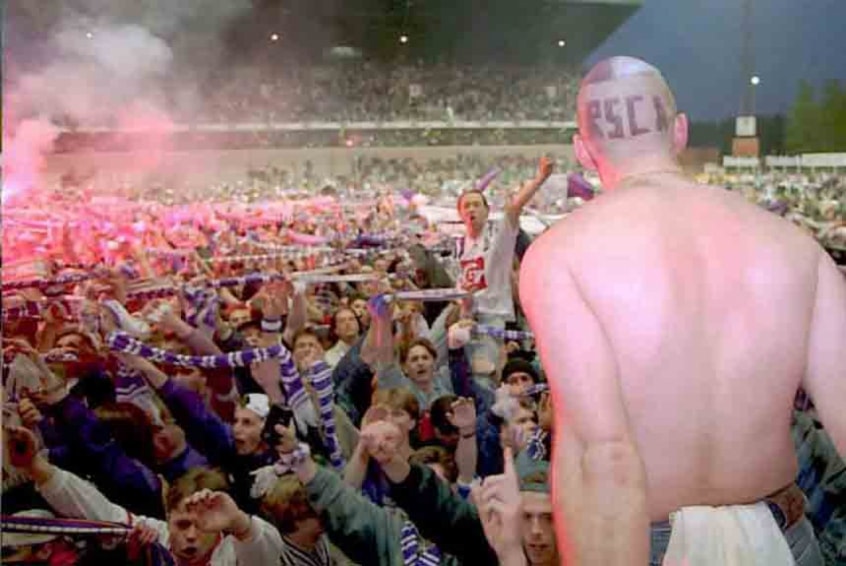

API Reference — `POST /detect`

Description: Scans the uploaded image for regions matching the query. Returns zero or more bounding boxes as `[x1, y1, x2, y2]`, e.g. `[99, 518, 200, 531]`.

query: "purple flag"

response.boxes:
[567, 173, 595, 201]
[475, 168, 501, 192]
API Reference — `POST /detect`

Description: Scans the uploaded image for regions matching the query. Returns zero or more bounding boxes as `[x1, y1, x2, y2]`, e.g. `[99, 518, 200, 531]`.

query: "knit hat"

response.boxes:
[515, 451, 550, 493]
[243, 393, 271, 419]
[501, 358, 539, 384]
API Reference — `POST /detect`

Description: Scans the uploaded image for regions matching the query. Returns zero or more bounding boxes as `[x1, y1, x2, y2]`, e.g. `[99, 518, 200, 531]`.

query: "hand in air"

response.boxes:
[366, 294, 391, 321]
[183, 490, 246, 535]
[272, 423, 299, 457]
[536, 155, 555, 182]
[471, 446, 524, 562]
[360, 420, 403, 466]
[446, 397, 477, 433]
[253, 282, 288, 321]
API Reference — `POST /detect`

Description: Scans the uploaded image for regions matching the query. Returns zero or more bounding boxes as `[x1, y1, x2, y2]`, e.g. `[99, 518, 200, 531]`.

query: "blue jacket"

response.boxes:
[156, 379, 276, 513]
[43, 394, 165, 518]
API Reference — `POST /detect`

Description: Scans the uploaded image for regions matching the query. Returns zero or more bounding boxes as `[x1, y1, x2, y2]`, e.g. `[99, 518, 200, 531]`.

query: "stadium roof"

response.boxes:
[228, 0, 643, 68]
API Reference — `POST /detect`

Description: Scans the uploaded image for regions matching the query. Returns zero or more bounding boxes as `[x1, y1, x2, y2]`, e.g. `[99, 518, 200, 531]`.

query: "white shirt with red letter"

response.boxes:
[457, 216, 519, 321]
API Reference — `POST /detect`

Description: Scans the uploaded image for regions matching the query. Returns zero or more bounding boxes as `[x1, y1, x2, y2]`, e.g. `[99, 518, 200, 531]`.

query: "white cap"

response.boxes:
[243, 393, 270, 419]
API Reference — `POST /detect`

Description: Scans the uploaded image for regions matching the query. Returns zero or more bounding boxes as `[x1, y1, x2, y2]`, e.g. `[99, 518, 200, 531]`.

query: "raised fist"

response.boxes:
[183, 490, 248, 535]
[360, 420, 403, 465]
[446, 397, 477, 433]
[537, 155, 554, 182]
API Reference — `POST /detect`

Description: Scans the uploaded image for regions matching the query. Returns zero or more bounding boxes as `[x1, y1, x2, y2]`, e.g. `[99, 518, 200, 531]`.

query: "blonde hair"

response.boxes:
[371, 387, 420, 421]
[260, 475, 318, 534]
[165, 468, 228, 513]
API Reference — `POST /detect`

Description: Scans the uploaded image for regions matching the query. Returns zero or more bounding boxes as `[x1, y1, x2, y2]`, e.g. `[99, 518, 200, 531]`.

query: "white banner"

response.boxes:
[723, 156, 760, 168]
[801, 153, 846, 168]
[765, 155, 802, 168]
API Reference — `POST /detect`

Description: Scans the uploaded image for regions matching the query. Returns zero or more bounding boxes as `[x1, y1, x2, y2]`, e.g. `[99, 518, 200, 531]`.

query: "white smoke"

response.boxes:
[3, 0, 251, 198]
[9, 20, 173, 126]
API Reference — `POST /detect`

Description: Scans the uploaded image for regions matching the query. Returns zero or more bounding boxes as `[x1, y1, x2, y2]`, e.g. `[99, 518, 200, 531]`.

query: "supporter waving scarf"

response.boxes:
[106, 331, 345, 470]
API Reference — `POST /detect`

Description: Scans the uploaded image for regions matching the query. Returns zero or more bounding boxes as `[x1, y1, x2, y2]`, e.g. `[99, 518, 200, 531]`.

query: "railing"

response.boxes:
[58, 120, 578, 134]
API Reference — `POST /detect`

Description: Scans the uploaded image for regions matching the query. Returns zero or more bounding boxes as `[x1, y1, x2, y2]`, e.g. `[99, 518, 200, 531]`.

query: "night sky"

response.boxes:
[585, 0, 846, 121]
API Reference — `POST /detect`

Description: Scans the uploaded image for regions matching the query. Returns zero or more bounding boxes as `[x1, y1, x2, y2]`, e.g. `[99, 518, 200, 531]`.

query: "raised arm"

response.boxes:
[282, 281, 308, 346]
[6, 426, 168, 540]
[519, 237, 648, 566]
[803, 251, 846, 457]
[446, 397, 478, 484]
[504, 156, 554, 226]
[154, 302, 238, 421]
[116, 352, 236, 466]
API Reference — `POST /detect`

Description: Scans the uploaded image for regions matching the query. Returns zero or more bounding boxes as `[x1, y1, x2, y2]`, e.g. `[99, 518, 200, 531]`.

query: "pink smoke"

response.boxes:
[2, 119, 59, 206]
[115, 102, 176, 173]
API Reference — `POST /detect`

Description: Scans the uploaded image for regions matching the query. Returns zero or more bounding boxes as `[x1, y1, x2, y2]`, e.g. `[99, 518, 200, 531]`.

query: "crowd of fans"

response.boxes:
[2, 158, 844, 565]
[103, 158, 846, 253]
[185, 64, 580, 124]
[55, 128, 569, 154]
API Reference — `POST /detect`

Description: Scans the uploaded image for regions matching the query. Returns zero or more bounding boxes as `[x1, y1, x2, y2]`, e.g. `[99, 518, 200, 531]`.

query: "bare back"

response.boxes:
[552, 180, 821, 520]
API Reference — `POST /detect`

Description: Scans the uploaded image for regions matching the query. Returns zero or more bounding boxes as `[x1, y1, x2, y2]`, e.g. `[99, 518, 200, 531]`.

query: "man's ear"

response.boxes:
[573, 133, 598, 172]
[672, 112, 689, 156]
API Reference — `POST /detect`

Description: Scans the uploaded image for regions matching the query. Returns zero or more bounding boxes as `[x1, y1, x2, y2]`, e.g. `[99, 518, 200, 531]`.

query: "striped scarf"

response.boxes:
[302, 361, 345, 470]
[107, 332, 343, 468]
[106, 331, 285, 368]
[182, 285, 218, 332]
[401, 521, 442, 566]
[206, 252, 289, 264]
[279, 535, 333, 566]
[1, 515, 130, 537]
[209, 273, 286, 288]
[0, 515, 175, 566]
[382, 289, 470, 303]
[114, 361, 163, 425]
[1, 271, 101, 293]
[2, 299, 80, 322]
[526, 428, 549, 461]
[473, 325, 534, 341]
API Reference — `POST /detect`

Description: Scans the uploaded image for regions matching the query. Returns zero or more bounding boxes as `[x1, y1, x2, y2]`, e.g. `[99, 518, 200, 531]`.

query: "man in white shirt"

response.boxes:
[455, 157, 553, 375]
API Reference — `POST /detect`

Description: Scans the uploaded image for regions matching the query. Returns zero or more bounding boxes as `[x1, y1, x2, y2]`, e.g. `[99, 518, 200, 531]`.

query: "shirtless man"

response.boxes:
[520, 56, 846, 565]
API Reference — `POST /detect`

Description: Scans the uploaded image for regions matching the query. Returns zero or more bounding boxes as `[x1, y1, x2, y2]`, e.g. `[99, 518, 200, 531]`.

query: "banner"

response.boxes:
[800, 153, 846, 168]
[722, 156, 760, 168]
[765, 156, 802, 168]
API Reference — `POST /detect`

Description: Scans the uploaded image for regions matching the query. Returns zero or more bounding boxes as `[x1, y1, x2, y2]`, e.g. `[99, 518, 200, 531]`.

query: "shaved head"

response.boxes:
[575, 57, 683, 175]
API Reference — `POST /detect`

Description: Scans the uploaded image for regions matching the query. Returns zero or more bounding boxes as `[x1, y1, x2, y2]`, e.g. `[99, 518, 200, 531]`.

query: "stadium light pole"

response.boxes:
[740, 0, 755, 117]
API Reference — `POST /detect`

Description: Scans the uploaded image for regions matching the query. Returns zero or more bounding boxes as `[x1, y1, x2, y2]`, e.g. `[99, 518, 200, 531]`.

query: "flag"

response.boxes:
[567, 173, 595, 201]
